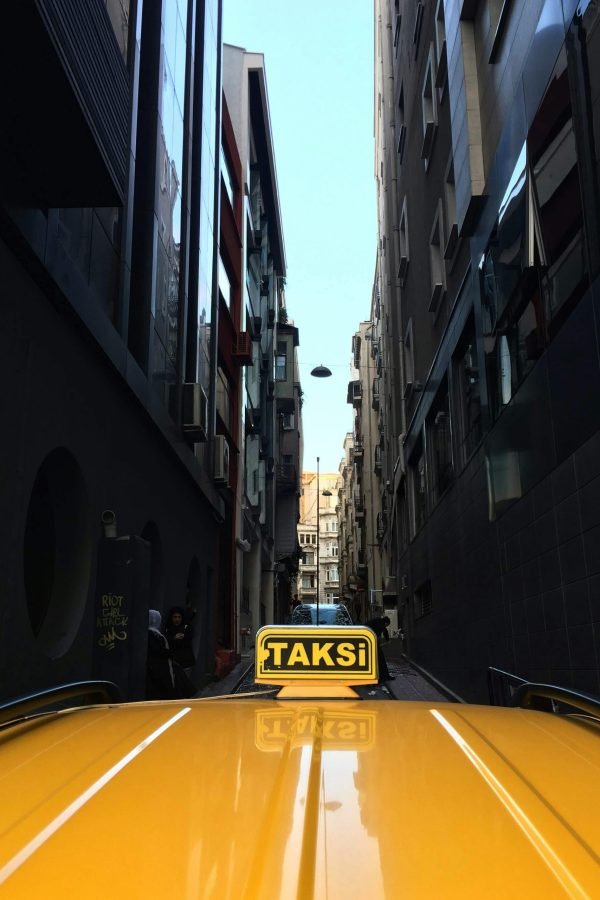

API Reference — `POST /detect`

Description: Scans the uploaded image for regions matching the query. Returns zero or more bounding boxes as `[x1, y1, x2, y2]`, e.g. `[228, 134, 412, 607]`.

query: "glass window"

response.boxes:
[275, 341, 287, 381]
[480, 47, 589, 423]
[218, 256, 232, 309]
[410, 436, 427, 534]
[427, 377, 453, 506]
[529, 48, 588, 333]
[453, 315, 482, 466]
[216, 367, 232, 430]
[221, 146, 236, 209]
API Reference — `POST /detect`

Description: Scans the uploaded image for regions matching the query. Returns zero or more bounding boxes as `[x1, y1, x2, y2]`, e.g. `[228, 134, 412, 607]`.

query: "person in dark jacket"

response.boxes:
[164, 606, 195, 669]
[146, 609, 176, 700]
[164, 606, 197, 697]
[365, 615, 395, 683]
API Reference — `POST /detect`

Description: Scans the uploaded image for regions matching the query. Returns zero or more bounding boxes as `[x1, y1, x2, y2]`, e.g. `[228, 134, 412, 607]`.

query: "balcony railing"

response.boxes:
[374, 445, 382, 475]
[376, 511, 387, 540]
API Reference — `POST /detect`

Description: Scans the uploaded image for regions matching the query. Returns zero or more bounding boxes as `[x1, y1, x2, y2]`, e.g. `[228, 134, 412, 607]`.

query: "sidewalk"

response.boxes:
[364, 659, 450, 701]
[194, 652, 255, 698]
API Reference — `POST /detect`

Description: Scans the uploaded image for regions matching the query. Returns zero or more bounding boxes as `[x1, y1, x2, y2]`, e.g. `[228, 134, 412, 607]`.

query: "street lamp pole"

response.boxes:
[316, 455, 320, 621]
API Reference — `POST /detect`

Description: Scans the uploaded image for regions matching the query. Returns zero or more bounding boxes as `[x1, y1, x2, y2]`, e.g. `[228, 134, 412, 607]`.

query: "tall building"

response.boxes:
[343, 322, 385, 622]
[298, 471, 341, 606]
[0, 0, 231, 700]
[223, 44, 303, 632]
[372, 0, 600, 700]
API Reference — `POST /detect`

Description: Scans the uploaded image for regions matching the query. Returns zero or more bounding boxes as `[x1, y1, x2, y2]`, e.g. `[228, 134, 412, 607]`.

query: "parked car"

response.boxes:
[291, 602, 353, 625]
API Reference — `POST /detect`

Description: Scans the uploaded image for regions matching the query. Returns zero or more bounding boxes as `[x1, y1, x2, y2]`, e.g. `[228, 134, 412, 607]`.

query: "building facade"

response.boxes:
[371, 0, 600, 701]
[298, 471, 341, 607]
[343, 323, 385, 622]
[223, 45, 303, 633]
[0, 3, 302, 699]
[0, 0, 229, 699]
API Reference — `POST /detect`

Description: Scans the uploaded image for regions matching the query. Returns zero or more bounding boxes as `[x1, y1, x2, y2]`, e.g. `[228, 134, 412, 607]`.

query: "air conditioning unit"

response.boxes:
[213, 435, 230, 484]
[234, 331, 253, 365]
[182, 383, 208, 442]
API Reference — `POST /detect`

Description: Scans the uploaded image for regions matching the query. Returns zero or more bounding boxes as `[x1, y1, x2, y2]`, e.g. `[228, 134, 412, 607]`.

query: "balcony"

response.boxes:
[346, 380, 362, 408]
[372, 378, 380, 411]
[376, 511, 387, 541]
[374, 445, 383, 475]
[353, 438, 364, 463]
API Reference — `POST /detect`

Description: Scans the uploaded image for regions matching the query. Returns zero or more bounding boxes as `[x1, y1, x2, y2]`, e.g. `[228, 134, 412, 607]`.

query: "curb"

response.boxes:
[230, 656, 255, 693]
[397, 653, 466, 704]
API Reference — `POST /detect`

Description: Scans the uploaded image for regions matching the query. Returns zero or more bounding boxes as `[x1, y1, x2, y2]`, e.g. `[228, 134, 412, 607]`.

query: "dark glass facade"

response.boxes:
[389, 0, 600, 701]
[0, 0, 225, 700]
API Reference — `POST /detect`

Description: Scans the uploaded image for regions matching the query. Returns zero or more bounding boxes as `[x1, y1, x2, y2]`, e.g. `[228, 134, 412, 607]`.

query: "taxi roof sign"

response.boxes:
[255, 625, 378, 685]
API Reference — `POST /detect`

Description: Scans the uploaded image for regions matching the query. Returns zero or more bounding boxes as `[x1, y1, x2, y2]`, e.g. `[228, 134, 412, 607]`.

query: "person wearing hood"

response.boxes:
[146, 609, 176, 700]
[164, 605, 195, 669]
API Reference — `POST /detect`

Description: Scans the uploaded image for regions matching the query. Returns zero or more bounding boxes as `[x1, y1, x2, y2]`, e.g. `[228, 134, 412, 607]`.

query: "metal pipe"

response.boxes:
[316, 455, 320, 621]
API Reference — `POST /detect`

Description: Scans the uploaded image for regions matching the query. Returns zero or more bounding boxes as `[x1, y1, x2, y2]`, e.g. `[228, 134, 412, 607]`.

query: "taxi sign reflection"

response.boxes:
[255, 706, 376, 752]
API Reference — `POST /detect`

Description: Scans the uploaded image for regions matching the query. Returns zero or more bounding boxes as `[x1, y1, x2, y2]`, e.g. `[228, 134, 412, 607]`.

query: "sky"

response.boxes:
[223, 1, 376, 474]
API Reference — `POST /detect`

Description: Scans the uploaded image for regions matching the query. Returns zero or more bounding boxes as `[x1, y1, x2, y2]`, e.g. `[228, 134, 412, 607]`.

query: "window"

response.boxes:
[403, 318, 415, 394]
[302, 575, 314, 589]
[453, 315, 482, 466]
[488, 0, 515, 63]
[428, 201, 446, 315]
[443, 160, 459, 261]
[216, 367, 232, 429]
[326, 566, 339, 582]
[434, 0, 447, 90]
[221, 146, 236, 209]
[399, 197, 409, 283]
[394, 10, 402, 51]
[274, 341, 287, 381]
[397, 85, 406, 163]
[218, 256, 232, 310]
[414, 580, 432, 619]
[303, 551, 315, 565]
[410, 436, 427, 534]
[398, 480, 409, 553]
[413, 1, 424, 55]
[421, 47, 437, 164]
[427, 376, 454, 506]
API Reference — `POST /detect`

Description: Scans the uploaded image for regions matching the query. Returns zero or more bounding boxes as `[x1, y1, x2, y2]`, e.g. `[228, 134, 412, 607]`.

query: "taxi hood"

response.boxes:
[0, 697, 599, 897]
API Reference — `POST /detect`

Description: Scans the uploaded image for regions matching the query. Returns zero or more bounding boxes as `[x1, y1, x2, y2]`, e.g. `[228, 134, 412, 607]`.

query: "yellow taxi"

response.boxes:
[1, 625, 599, 898]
